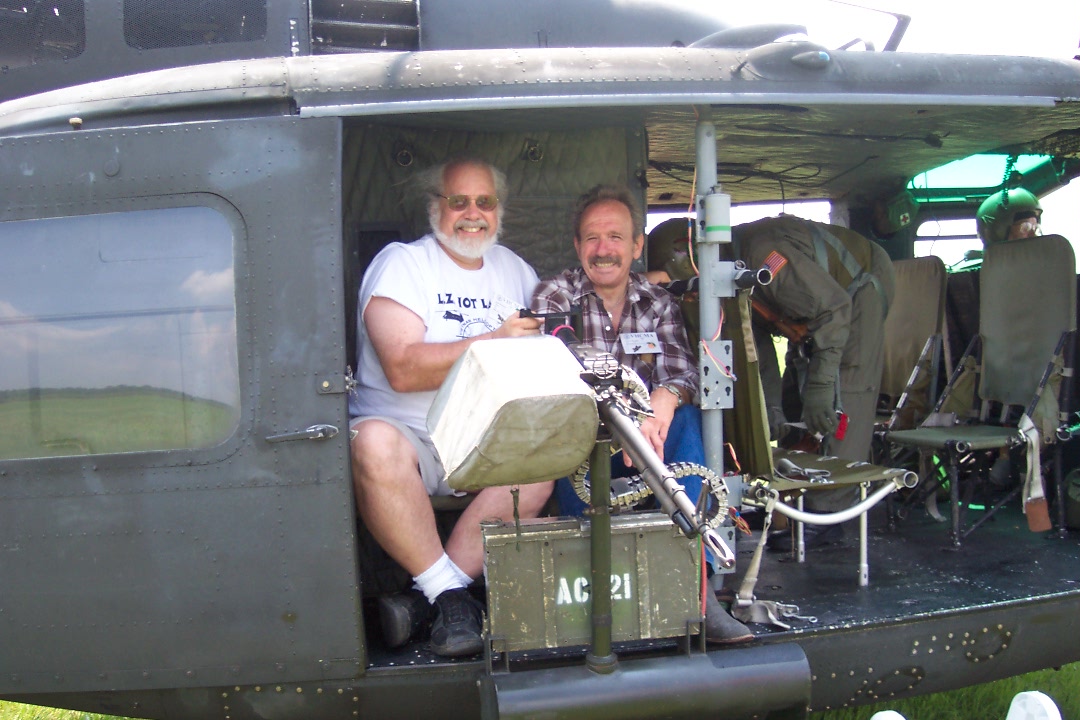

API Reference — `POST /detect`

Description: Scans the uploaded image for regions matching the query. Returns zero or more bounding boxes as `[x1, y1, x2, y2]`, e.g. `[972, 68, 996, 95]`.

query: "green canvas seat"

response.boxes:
[886, 235, 1076, 545]
[878, 256, 948, 432]
[719, 291, 917, 624]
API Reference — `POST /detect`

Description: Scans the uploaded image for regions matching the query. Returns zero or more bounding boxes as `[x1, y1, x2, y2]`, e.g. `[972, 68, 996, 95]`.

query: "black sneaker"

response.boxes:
[379, 589, 434, 649]
[429, 588, 484, 657]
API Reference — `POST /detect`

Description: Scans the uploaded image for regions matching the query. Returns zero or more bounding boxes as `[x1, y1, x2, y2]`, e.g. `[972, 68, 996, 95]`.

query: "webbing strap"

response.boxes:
[806, 221, 889, 319]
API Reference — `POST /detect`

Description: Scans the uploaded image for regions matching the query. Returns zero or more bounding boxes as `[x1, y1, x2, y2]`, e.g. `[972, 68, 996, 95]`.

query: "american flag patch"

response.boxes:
[763, 250, 788, 276]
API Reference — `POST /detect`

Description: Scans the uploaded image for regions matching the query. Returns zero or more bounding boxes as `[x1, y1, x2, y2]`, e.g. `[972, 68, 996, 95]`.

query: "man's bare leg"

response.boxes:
[351, 419, 444, 577]
[445, 481, 554, 579]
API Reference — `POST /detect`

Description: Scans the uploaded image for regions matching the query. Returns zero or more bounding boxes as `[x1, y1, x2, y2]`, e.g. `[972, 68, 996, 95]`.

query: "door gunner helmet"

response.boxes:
[976, 188, 1042, 246]
[647, 218, 697, 280]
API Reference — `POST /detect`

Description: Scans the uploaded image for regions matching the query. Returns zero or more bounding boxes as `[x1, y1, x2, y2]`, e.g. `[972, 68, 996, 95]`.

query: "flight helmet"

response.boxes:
[976, 188, 1042, 246]
[647, 218, 697, 280]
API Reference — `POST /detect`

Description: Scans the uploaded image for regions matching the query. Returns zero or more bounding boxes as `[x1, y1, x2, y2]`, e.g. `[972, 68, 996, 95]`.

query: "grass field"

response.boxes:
[0, 388, 237, 460]
[816, 663, 1080, 719]
[2, 663, 1077, 719]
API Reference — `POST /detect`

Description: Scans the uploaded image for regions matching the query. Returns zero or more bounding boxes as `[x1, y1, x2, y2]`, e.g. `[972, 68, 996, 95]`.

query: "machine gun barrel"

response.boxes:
[542, 320, 736, 568]
[596, 401, 736, 568]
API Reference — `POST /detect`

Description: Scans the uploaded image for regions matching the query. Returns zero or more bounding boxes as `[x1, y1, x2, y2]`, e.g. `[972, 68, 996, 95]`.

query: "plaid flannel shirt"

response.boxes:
[530, 267, 698, 399]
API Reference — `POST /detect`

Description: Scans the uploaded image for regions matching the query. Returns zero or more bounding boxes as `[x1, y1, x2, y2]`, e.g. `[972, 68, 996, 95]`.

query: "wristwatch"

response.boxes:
[660, 384, 685, 407]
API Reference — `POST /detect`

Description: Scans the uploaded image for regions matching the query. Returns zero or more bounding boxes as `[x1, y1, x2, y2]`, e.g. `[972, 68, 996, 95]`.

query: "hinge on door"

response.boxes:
[316, 369, 355, 395]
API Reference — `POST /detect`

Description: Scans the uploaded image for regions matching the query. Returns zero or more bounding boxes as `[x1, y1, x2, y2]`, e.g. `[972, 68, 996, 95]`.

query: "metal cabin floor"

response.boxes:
[363, 491, 1080, 670]
[743, 499, 1080, 635]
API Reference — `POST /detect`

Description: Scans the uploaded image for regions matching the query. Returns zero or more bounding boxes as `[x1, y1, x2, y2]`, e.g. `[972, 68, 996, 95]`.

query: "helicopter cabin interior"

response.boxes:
[5, 2, 1080, 717]
[332, 100, 1080, 641]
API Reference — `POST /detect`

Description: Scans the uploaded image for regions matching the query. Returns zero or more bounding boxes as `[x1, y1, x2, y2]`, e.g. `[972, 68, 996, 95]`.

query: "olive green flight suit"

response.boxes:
[733, 216, 897, 512]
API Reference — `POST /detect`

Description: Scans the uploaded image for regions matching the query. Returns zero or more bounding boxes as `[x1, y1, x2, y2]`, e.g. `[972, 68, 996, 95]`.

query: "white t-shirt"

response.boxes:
[348, 234, 539, 441]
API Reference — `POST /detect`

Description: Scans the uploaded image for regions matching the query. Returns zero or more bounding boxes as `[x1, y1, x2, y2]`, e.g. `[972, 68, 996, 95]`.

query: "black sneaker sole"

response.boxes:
[429, 634, 484, 658]
[378, 593, 430, 648]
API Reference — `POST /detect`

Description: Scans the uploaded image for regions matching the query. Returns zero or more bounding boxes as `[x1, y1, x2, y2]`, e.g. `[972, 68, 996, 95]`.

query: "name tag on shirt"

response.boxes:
[619, 332, 661, 355]
[491, 293, 523, 325]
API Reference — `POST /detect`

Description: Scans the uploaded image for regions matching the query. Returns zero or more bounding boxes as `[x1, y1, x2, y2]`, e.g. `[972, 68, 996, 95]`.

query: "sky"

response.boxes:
[648, 1, 1080, 259]
[881, 0, 1078, 58]
[718, 1, 1079, 59]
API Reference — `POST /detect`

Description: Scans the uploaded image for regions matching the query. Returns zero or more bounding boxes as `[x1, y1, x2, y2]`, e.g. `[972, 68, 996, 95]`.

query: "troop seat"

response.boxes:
[878, 255, 949, 432]
[885, 235, 1076, 545]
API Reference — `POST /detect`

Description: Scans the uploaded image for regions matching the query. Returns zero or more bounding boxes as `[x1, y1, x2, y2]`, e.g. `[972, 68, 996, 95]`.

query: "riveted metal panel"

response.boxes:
[0, 115, 360, 694]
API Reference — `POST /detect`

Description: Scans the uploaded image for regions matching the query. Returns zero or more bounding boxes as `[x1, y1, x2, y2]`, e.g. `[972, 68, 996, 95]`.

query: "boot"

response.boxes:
[704, 586, 753, 645]
[429, 588, 485, 657]
[989, 454, 1013, 487]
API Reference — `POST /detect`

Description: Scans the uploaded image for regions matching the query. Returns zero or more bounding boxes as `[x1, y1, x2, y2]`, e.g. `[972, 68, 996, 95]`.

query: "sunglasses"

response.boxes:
[437, 193, 499, 212]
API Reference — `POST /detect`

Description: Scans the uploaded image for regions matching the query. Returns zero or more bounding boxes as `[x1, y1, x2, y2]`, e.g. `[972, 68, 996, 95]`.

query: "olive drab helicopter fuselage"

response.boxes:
[3, 2, 1080, 719]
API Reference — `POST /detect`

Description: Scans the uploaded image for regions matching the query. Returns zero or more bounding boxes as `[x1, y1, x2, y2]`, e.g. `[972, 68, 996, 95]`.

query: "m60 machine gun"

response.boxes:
[499, 313, 737, 671]
[428, 311, 738, 668]
[534, 314, 737, 570]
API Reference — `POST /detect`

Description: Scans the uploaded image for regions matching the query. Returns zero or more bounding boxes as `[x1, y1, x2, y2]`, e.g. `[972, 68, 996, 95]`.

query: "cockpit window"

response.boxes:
[914, 218, 979, 268]
[908, 154, 1052, 202]
[0, 206, 240, 460]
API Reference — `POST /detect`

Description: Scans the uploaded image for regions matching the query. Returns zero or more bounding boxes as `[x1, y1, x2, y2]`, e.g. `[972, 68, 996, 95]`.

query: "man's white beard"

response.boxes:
[434, 226, 499, 260]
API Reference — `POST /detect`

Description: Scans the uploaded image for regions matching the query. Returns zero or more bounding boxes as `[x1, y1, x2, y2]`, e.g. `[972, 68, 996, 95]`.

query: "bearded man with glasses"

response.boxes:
[348, 157, 548, 657]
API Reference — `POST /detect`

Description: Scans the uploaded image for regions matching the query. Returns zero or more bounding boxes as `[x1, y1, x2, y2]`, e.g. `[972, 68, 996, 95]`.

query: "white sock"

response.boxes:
[413, 553, 468, 603]
[449, 557, 473, 587]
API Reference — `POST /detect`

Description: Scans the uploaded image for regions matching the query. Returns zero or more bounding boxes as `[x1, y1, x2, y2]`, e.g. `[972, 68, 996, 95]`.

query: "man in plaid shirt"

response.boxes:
[530, 184, 752, 645]
[531, 184, 697, 462]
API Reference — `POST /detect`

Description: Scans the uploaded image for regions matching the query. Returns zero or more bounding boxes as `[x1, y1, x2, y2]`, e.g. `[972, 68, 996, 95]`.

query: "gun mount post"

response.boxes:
[585, 436, 618, 674]
[695, 115, 739, 505]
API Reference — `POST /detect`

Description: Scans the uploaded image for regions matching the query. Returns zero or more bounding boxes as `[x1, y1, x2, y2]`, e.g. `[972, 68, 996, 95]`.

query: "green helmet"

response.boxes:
[647, 218, 697, 281]
[976, 188, 1042, 246]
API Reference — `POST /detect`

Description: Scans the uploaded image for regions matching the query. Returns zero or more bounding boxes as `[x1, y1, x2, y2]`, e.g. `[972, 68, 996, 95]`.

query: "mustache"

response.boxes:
[588, 255, 621, 267]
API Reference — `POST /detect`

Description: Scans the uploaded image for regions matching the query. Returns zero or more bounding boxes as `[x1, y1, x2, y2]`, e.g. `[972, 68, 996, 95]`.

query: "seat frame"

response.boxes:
[885, 235, 1077, 546]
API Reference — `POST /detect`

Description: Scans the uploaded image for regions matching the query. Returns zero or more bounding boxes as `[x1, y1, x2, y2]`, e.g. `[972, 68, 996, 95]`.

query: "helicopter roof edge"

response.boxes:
[2, 46, 1080, 137]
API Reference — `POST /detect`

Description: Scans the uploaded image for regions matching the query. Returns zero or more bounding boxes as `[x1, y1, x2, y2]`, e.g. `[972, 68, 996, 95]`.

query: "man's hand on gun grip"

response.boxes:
[494, 310, 542, 338]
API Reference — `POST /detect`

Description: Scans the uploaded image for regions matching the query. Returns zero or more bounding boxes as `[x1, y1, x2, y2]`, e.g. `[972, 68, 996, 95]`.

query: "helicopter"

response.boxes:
[3, 1, 1080, 718]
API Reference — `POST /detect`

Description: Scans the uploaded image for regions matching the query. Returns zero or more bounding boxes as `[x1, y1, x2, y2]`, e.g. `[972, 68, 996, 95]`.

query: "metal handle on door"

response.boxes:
[265, 424, 339, 443]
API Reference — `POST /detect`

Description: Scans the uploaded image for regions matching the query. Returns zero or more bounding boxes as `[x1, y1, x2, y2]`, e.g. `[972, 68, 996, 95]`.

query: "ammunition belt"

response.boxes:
[571, 460, 729, 529]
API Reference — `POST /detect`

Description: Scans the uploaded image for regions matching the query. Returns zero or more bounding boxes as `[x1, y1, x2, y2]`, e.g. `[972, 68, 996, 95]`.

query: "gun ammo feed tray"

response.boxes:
[482, 513, 732, 651]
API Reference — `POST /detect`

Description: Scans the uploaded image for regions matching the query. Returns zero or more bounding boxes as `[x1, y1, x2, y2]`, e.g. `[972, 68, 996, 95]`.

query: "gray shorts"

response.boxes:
[349, 415, 459, 497]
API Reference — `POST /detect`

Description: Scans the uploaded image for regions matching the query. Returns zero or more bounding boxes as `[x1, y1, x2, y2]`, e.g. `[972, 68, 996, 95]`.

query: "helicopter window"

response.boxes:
[0, 206, 240, 461]
[122, 0, 267, 50]
[914, 218, 980, 269]
[0, 0, 86, 69]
